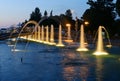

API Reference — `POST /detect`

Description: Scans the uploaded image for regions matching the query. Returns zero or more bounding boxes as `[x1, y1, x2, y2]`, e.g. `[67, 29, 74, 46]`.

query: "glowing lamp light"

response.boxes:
[56, 44, 65, 47]
[106, 44, 112, 48]
[84, 21, 89, 25]
[76, 48, 88, 51]
[93, 51, 108, 56]
[66, 23, 71, 27]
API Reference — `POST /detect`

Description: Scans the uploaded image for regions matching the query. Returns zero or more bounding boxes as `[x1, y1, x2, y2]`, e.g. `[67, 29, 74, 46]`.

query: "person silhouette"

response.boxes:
[21, 57, 23, 63]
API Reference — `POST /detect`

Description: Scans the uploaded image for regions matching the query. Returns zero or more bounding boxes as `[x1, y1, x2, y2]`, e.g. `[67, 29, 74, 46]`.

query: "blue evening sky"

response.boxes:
[0, 0, 116, 28]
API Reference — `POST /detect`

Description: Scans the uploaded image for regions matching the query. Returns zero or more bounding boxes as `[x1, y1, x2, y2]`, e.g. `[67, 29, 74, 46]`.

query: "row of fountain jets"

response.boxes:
[9, 21, 112, 56]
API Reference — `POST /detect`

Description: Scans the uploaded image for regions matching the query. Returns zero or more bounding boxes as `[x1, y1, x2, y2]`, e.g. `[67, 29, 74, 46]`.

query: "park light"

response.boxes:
[84, 21, 89, 25]
[66, 23, 71, 27]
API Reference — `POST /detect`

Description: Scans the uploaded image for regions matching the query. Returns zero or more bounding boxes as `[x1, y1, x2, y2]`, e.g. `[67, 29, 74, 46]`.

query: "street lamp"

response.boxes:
[84, 21, 89, 25]
[66, 23, 71, 27]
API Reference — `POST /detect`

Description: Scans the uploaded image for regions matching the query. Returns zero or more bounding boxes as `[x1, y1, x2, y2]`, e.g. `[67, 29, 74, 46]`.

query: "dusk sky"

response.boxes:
[0, 0, 116, 28]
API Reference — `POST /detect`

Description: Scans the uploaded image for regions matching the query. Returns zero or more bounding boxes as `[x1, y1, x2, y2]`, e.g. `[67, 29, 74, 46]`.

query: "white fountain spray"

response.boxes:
[41, 26, 44, 43]
[56, 25, 65, 47]
[37, 26, 41, 42]
[34, 26, 38, 41]
[64, 24, 73, 43]
[93, 26, 108, 55]
[49, 25, 56, 45]
[44, 26, 49, 44]
[12, 21, 38, 52]
[76, 24, 88, 51]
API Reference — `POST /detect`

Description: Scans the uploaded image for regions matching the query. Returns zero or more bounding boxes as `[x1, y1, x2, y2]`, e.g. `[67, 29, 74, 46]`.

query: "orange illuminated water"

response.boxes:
[76, 24, 88, 51]
[56, 25, 65, 47]
[93, 26, 108, 55]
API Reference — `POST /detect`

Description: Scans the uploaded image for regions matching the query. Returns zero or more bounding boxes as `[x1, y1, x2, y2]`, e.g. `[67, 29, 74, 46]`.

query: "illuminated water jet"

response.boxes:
[44, 26, 49, 44]
[93, 26, 108, 55]
[102, 27, 112, 48]
[76, 24, 88, 51]
[41, 26, 45, 43]
[13, 21, 38, 52]
[38, 26, 42, 42]
[56, 25, 65, 47]
[64, 23, 73, 43]
[49, 25, 56, 45]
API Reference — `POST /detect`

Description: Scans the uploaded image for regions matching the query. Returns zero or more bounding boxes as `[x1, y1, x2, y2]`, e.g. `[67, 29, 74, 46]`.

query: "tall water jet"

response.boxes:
[44, 26, 49, 44]
[76, 24, 88, 51]
[34, 27, 38, 41]
[30, 26, 38, 42]
[64, 24, 73, 42]
[27, 35, 32, 40]
[37, 26, 41, 42]
[41, 26, 44, 43]
[93, 26, 108, 55]
[56, 25, 65, 47]
[49, 25, 56, 45]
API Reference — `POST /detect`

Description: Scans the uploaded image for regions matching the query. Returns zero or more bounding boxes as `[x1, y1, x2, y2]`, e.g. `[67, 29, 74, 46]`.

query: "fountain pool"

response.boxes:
[1, 40, 120, 81]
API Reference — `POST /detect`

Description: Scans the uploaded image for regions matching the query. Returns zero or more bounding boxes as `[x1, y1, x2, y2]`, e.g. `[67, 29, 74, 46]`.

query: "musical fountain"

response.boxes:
[11, 20, 67, 52]
[4, 19, 120, 81]
[11, 20, 112, 55]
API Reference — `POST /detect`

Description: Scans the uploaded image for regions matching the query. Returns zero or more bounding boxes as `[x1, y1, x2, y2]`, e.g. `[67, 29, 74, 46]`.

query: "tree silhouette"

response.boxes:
[116, 0, 120, 16]
[115, 19, 120, 35]
[65, 9, 73, 20]
[82, 0, 116, 36]
[50, 10, 53, 16]
[29, 7, 42, 22]
[44, 10, 48, 17]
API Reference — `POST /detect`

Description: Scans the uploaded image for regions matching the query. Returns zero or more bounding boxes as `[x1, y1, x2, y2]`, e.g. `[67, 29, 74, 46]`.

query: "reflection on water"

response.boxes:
[62, 51, 89, 81]
[63, 66, 76, 81]
[0, 40, 120, 81]
[95, 57, 103, 81]
[63, 65, 89, 81]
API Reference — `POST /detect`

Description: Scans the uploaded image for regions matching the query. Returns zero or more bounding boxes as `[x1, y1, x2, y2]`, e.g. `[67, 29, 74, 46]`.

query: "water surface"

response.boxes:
[0, 40, 120, 81]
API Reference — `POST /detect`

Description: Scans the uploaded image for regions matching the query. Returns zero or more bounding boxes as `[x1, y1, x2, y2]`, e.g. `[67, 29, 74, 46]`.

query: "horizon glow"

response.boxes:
[1, 0, 116, 28]
[0, 0, 89, 28]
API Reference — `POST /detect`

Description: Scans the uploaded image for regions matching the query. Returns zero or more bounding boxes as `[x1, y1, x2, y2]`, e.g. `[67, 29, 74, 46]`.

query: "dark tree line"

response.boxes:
[29, 7, 42, 22]
[115, 0, 120, 36]
[21, 0, 120, 37]
[82, 0, 116, 36]
[21, 7, 75, 30]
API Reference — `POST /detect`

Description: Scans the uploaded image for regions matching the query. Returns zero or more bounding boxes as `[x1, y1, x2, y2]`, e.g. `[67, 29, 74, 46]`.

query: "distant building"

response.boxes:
[0, 28, 8, 34]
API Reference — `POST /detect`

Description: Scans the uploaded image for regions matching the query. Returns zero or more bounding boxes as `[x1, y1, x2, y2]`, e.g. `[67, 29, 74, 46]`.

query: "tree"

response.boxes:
[82, 0, 116, 36]
[44, 10, 48, 17]
[29, 7, 42, 22]
[113, 19, 120, 36]
[116, 0, 120, 16]
[65, 9, 73, 20]
[50, 10, 53, 16]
